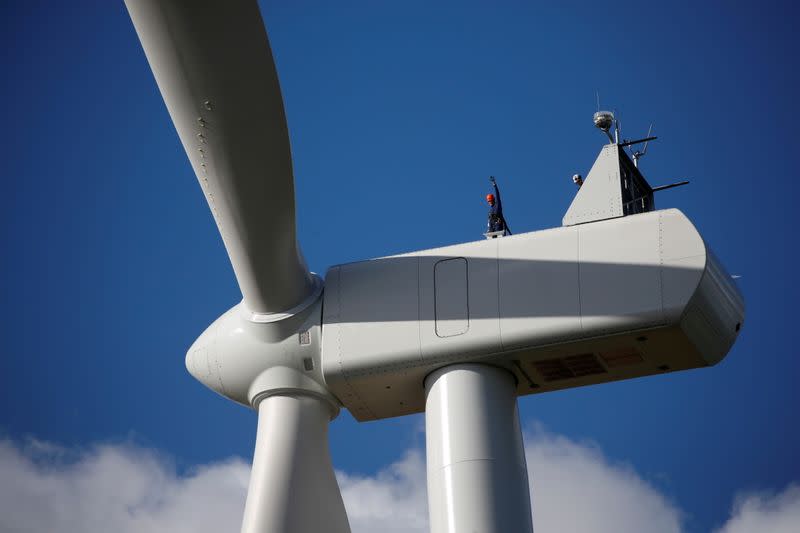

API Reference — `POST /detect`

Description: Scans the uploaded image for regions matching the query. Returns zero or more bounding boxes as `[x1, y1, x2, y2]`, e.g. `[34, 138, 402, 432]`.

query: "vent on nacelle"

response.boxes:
[533, 353, 607, 382]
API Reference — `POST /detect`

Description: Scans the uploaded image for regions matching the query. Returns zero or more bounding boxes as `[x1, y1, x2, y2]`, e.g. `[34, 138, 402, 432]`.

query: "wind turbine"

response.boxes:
[125, 2, 745, 533]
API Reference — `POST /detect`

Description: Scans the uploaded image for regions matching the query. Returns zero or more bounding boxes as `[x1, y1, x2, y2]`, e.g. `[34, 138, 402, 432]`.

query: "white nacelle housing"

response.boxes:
[321, 209, 744, 421]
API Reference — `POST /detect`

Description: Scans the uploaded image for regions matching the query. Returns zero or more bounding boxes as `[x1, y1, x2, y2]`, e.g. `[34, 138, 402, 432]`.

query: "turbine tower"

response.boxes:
[125, 2, 745, 532]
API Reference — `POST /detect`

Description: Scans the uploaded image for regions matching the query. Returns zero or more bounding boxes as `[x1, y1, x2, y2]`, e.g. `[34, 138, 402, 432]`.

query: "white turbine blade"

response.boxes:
[125, 0, 314, 314]
[243, 394, 351, 533]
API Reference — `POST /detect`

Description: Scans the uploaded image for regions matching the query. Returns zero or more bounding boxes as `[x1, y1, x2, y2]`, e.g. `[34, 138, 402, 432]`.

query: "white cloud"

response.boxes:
[0, 439, 249, 533]
[0, 429, 797, 533]
[338, 450, 429, 533]
[714, 485, 800, 533]
[525, 426, 683, 533]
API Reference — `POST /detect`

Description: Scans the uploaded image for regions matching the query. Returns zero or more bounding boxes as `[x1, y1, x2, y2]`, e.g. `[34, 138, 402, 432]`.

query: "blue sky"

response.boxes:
[2, 1, 799, 532]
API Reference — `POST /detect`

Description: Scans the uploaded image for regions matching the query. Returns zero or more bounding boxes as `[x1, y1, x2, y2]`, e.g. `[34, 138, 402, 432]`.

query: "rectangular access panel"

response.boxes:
[434, 258, 469, 337]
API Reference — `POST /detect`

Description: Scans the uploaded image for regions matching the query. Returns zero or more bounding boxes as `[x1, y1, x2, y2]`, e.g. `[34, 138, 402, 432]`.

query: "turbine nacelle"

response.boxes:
[321, 208, 743, 421]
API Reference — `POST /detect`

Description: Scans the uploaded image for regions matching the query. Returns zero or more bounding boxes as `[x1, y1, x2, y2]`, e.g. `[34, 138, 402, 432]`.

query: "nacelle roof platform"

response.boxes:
[322, 208, 744, 421]
[564, 143, 655, 226]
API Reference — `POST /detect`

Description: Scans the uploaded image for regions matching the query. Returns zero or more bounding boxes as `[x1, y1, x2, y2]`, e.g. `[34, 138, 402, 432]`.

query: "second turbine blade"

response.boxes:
[243, 394, 351, 533]
[125, 0, 314, 315]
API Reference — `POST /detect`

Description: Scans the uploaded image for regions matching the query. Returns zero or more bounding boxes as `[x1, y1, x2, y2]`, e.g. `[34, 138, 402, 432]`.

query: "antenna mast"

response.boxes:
[632, 123, 654, 168]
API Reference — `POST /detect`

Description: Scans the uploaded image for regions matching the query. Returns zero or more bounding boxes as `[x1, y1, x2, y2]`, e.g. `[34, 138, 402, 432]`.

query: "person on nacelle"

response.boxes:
[486, 176, 510, 235]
